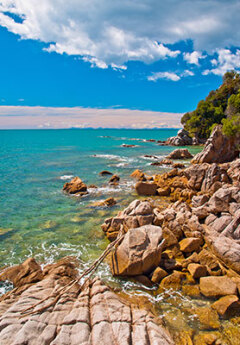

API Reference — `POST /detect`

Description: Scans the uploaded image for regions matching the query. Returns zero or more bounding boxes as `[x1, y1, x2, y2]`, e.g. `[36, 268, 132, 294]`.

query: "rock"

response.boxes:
[192, 195, 209, 208]
[99, 170, 113, 176]
[88, 184, 98, 188]
[188, 263, 207, 279]
[121, 144, 137, 147]
[0, 258, 43, 287]
[179, 238, 202, 253]
[227, 158, 240, 183]
[135, 182, 158, 196]
[109, 174, 120, 184]
[212, 295, 239, 316]
[151, 267, 168, 283]
[167, 129, 193, 146]
[134, 275, 153, 287]
[151, 159, 173, 166]
[92, 197, 117, 207]
[172, 163, 185, 169]
[191, 125, 239, 164]
[0, 260, 174, 345]
[182, 284, 201, 297]
[63, 176, 88, 195]
[130, 169, 146, 181]
[200, 276, 237, 297]
[111, 225, 164, 276]
[193, 332, 221, 345]
[167, 148, 193, 160]
[195, 307, 220, 329]
[160, 271, 185, 290]
[208, 187, 232, 213]
[144, 154, 158, 159]
[157, 187, 171, 196]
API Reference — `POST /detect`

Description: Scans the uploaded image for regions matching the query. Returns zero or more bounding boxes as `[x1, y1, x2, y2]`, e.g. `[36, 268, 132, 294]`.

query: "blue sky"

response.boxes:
[0, 0, 239, 128]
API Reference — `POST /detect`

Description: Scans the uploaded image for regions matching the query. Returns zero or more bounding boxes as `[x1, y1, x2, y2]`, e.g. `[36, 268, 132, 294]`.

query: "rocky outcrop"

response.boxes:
[166, 129, 193, 146]
[192, 125, 239, 164]
[101, 200, 155, 241]
[63, 176, 88, 195]
[167, 148, 193, 160]
[0, 258, 174, 345]
[109, 174, 120, 184]
[111, 225, 164, 276]
[99, 170, 113, 176]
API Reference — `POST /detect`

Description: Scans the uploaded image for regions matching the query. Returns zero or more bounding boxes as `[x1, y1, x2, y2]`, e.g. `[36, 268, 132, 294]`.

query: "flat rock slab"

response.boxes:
[200, 276, 237, 298]
[0, 267, 174, 345]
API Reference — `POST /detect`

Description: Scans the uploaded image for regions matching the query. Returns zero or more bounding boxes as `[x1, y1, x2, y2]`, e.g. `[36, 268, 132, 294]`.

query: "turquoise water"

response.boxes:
[0, 128, 189, 269]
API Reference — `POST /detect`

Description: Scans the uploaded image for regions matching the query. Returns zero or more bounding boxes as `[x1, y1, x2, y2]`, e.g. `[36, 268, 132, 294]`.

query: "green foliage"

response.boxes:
[182, 70, 240, 139]
[222, 115, 240, 138]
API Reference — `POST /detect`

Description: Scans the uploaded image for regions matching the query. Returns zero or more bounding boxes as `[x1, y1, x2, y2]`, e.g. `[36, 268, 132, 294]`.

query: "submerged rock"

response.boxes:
[63, 176, 88, 195]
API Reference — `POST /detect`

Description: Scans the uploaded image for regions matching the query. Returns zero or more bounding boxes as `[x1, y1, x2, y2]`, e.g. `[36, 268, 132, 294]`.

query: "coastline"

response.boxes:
[1, 127, 240, 344]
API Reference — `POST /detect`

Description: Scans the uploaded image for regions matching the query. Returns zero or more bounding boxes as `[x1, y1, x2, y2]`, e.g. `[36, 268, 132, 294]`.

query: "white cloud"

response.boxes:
[148, 72, 180, 82]
[148, 69, 194, 82]
[203, 49, 240, 75]
[1, 1, 240, 68]
[183, 51, 205, 65]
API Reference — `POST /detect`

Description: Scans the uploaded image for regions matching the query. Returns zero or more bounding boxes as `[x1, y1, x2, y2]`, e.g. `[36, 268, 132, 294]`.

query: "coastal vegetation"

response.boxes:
[181, 71, 240, 140]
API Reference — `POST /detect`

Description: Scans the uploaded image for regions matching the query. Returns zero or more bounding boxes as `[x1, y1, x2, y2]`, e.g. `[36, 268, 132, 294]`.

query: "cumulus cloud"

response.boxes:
[183, 51, 205, 65]
[0, 0, 240, 68]
[203, 49, 240, 75]
[148, 69, 194, 82]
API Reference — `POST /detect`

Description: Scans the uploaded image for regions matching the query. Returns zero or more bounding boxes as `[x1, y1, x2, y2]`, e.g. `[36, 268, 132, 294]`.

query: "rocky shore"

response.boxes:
[1, 125, 240, 344]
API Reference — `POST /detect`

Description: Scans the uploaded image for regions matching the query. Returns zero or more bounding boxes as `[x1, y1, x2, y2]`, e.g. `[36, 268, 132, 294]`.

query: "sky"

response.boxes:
[0, 0, 240, 129]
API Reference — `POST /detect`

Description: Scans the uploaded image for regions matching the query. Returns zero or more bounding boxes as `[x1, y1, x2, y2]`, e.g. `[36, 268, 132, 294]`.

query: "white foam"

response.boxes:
[60, 175, 74, 180]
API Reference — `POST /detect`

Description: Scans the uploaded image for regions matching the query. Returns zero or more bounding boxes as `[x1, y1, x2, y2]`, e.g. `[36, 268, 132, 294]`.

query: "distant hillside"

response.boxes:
[181, 71, 240, 140]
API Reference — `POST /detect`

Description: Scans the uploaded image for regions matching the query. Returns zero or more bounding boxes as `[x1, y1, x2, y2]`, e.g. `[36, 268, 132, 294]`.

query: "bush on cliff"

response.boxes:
[181, 71, 240, 140]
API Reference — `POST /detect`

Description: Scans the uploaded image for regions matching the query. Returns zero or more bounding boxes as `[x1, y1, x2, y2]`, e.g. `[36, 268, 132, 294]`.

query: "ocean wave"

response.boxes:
[60, 175, 74, 180]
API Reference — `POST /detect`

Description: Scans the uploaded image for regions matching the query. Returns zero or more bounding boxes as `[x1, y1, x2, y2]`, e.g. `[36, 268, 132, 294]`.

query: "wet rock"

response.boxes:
[130, 169, 146, 181]
[91, 197, 117, 208]
[193, 332, 221, 345]
[172, 163, 185, 169]
[179, 238, 202, 253]
[212, 295, 239, 316]
[111, 225, 164, 276]
[151, 159, 173, 166]
[135, 182, 158, 196]
[99, 170, 113, 176]
[200, 276, 237, 297]
[121, 144, 137, 147]
[195, 307, 220, 329]
[182, 284, 201, 297]
[0, 258, 43, 287]
[134, 275, 153, 287]
[160, 271, 185, 290]
[187, 263, 207, 279]
[151, 267, 168, 284]
[192, 125, 239, 164]
[63, 176, 88, 195]
[167, 149, 193, 160]
[88, 184, 98, 188]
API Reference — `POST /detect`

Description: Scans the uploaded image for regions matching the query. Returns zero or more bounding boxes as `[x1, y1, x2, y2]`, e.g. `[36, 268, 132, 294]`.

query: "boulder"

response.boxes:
[167, 148, 193, 160]
[200, 276, 237, 297]
[111, 225, 164, 276]
[212, 295, 239, 316]
[0, 257, 43, 287]
[188, 263, 207, 279]
[63, 176, 88, 195]
[135, 182, 158, 196]
[166, 129, 193, 146]
[179, 238, 202, 253]
[130, 169, 146, 181]
[151, 267, 168, 283]
[191, 125, 239, 164]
